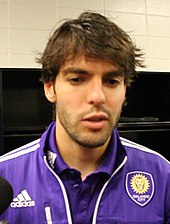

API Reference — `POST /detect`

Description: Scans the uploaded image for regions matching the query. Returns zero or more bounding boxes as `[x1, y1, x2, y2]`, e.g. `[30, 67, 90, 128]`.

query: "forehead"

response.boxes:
[60, 55, 120, 73]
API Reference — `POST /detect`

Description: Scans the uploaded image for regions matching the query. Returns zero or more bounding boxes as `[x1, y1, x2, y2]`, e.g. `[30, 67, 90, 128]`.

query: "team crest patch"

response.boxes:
[125, 171, 154, 206]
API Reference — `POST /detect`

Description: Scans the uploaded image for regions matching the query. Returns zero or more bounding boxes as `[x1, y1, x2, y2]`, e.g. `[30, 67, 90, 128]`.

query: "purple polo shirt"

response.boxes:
[47, 123, 118, 224]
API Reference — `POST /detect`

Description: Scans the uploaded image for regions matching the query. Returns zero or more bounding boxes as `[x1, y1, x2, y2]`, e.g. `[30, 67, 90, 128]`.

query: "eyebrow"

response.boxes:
[62, 68, 90, 75]
[62, 67, 123, 77]
[104, 70, 124, 77]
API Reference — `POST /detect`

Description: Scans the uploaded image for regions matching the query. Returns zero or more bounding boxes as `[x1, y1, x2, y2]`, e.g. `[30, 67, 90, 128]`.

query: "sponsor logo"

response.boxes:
[126, 171, 154, 206]
[11, 189, 35, 208]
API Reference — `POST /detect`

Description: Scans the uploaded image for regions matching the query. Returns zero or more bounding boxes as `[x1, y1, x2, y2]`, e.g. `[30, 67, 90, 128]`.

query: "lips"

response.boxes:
[81, 113, 108, 130]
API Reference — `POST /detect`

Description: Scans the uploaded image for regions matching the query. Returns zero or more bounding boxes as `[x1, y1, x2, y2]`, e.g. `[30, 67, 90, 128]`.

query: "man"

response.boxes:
[0, 11, 169, 224]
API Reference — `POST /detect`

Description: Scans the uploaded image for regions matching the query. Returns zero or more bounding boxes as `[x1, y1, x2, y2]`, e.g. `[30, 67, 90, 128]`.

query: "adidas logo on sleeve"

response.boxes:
[11, 189, 35, 208]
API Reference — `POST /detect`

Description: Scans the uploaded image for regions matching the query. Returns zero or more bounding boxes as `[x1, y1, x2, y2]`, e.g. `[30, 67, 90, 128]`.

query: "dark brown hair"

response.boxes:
[37, 11, 145, 87]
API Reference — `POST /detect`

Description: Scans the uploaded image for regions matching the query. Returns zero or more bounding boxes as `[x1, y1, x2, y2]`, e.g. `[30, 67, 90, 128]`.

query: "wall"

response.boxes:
[0, 0, 170, 71]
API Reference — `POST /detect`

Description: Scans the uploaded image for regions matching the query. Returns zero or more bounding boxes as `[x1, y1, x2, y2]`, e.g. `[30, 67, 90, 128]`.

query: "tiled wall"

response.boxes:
[1, 0, 170, 71]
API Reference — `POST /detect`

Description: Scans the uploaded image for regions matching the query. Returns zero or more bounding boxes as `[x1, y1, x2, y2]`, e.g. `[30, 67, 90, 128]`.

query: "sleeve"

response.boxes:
[165, 172, 170, 223]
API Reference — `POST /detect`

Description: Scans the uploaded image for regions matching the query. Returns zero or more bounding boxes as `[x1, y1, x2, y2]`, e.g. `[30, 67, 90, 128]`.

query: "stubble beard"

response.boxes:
[57, 106, 122, 149]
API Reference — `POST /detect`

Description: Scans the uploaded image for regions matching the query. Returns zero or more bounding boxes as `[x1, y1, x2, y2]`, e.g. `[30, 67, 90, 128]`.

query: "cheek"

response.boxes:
[56, 94, 80, 114]
[108, 91, 126, 107]
[118, 87, 126, 104]
[60, 87, 85, 104]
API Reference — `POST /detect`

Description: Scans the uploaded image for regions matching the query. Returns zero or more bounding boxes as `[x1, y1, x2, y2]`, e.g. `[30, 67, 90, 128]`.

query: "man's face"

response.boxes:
[45, 56, 126, 148]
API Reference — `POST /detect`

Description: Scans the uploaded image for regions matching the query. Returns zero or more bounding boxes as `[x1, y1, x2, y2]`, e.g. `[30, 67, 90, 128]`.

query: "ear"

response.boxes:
[44, 82, 56, 103]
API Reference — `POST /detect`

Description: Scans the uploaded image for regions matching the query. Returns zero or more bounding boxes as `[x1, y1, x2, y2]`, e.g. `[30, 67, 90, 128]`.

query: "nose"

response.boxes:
[86, 80, 106, 106]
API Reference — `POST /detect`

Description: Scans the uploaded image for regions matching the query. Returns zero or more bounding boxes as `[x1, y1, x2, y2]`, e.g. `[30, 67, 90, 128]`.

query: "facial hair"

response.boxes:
[56, 104, 122, 149]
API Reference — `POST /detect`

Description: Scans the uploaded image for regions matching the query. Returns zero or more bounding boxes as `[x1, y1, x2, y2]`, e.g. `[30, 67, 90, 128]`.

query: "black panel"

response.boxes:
[2, 69, 52, 132]
[0, 71, 4, 153]
[121, 72, 170, 122]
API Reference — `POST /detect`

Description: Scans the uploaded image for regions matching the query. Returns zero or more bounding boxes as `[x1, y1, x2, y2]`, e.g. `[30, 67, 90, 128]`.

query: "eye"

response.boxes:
[105, 78, 120, 87]
[107, 79, 118, 85]
[71, 77, 82, 82]
[69, 77, 86, 85]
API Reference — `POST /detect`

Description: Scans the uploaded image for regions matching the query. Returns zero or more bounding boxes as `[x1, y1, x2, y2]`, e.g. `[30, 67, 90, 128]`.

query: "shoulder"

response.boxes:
[0, 139, 40, 164]
[120, 136, 170, 169]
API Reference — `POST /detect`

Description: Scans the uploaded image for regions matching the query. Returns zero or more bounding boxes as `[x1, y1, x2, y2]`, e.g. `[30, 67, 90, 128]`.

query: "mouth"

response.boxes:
[81, 113, 108, 130]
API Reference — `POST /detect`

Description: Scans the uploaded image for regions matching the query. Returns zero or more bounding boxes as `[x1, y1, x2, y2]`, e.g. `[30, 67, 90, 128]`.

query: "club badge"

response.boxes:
[125, 171, 154, 206]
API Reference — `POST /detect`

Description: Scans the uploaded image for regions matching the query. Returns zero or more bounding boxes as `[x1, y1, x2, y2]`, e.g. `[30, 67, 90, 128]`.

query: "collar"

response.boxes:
[96, 130, 119, 176]
[41, 122, 126, 176]
[46, 122, 69, 173]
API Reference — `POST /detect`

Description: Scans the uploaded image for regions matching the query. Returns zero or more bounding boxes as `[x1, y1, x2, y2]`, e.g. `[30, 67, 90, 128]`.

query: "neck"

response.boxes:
[55, 123, 110, 180]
